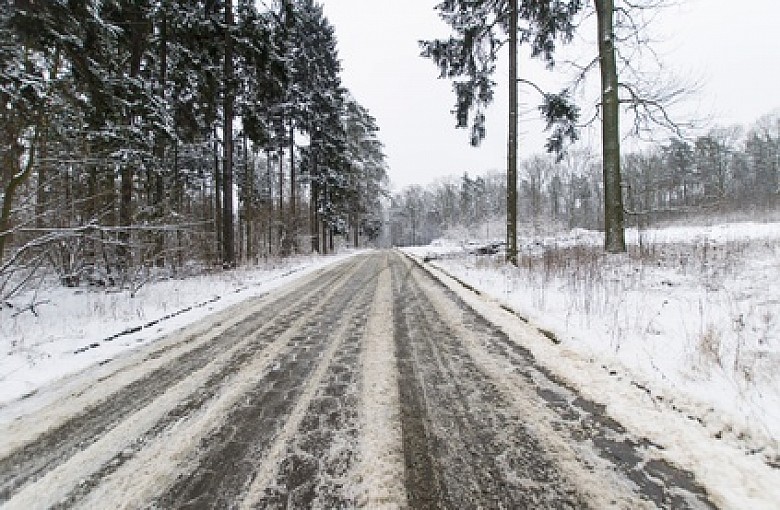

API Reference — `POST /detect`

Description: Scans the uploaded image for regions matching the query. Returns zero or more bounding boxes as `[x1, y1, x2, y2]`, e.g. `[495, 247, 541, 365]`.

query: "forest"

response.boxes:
[389, 112, 780, 247]
[4, 0, 779, 302]
[1, 0, 388, 300]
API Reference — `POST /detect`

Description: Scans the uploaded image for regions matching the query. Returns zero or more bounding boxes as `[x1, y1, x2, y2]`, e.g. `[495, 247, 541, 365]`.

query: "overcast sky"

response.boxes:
[320, 0, 780, 190]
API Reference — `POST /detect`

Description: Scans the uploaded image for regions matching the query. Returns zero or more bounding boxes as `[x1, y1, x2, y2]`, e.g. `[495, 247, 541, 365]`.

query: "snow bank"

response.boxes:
[403, 221, 780, 454]
[0, 252, 361, 409]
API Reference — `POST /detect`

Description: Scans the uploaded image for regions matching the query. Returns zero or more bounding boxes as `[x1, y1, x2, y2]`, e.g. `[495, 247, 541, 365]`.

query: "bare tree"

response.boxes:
[582, 0, 696, 250]
[595, 0, 625, 251]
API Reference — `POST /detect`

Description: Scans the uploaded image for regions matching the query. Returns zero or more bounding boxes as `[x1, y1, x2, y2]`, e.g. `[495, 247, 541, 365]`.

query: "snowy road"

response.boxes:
[1, 251, 716, 509]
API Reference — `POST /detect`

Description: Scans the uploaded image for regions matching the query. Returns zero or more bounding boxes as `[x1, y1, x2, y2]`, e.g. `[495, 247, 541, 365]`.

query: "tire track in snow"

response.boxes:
[391, 252, 586, 508]
[239, 279, 374, 508]
[145, 255, 380, 508]
[0, 256, 368, 506]
[241, 253, 406, 509]
[407, 252, 716, 509]
[353, 254, 407, 509]
[45, 257, 374, 509]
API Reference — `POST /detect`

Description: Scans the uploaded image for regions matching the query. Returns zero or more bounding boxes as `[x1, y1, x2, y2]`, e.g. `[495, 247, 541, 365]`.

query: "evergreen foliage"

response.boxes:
[420, 0, 582, 149]
[1, 0, 388, 298]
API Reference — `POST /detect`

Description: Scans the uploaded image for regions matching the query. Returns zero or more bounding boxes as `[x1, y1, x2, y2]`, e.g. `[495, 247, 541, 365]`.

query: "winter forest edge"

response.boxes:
[2, 0, 388, 302]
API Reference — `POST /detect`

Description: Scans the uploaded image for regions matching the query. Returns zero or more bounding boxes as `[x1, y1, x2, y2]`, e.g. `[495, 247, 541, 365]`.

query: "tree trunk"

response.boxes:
[35, 124, 50, 228]
[244, 134, 253, 262]
[174, 142, 183, 271]
[87, 154, 97, 222]
[35, 50, 59, 230]
[289, 121, 296, 253]
[506, 0, 518, 265]
[222, 0, 236, 267]
[411, 212, 416, 246]
[214, 129, 222, 262]
[310, 181, 319, 253]
[153, 9, 168, 268]
[118, 5, 146, 276]
[278, 147, 285, 253]
[596, 0, 626, 253]
[320, 184, 328, 254]
[266, 151, 274, 256]
[118, 161, 133, 273]
[35, 118, 48, 230]
[353, 214, 359, 248]
[0, 129, 37, 264]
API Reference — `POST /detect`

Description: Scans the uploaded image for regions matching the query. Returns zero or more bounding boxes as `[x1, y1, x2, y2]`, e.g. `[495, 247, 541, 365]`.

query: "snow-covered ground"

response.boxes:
[404, 221, 780, 464]
[0, 252, 361, 407]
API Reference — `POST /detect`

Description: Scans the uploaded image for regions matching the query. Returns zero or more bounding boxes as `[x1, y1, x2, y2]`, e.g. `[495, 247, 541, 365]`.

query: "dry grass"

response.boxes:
[698, 326, 723, 369]
[465, 232, 779, 384]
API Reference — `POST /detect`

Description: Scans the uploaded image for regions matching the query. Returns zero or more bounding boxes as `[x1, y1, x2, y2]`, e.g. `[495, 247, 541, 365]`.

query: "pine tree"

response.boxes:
[342, 96, 388, 247]
[0, 1, 45, 264]
[290, 1, 346, 253]
[421, 0, 583, 263]
[1, 0, 388, 297]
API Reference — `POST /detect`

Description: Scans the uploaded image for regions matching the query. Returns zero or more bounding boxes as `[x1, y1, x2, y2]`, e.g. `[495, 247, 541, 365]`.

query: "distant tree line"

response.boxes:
[391, 112, 780, 246]
[1, 0, 388, 297]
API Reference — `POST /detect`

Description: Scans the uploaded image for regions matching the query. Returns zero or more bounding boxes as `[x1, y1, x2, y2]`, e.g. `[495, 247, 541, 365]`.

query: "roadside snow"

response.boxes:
[0, 252, 361, 408]
[403, 221, 780, 493]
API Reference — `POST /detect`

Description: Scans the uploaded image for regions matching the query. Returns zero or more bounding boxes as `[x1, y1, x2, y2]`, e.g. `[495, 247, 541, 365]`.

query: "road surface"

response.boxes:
[0, 251, 715, 509]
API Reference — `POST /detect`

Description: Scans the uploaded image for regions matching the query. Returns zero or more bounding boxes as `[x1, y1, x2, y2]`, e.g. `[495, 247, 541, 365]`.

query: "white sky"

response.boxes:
[320, 0, 780, 190]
